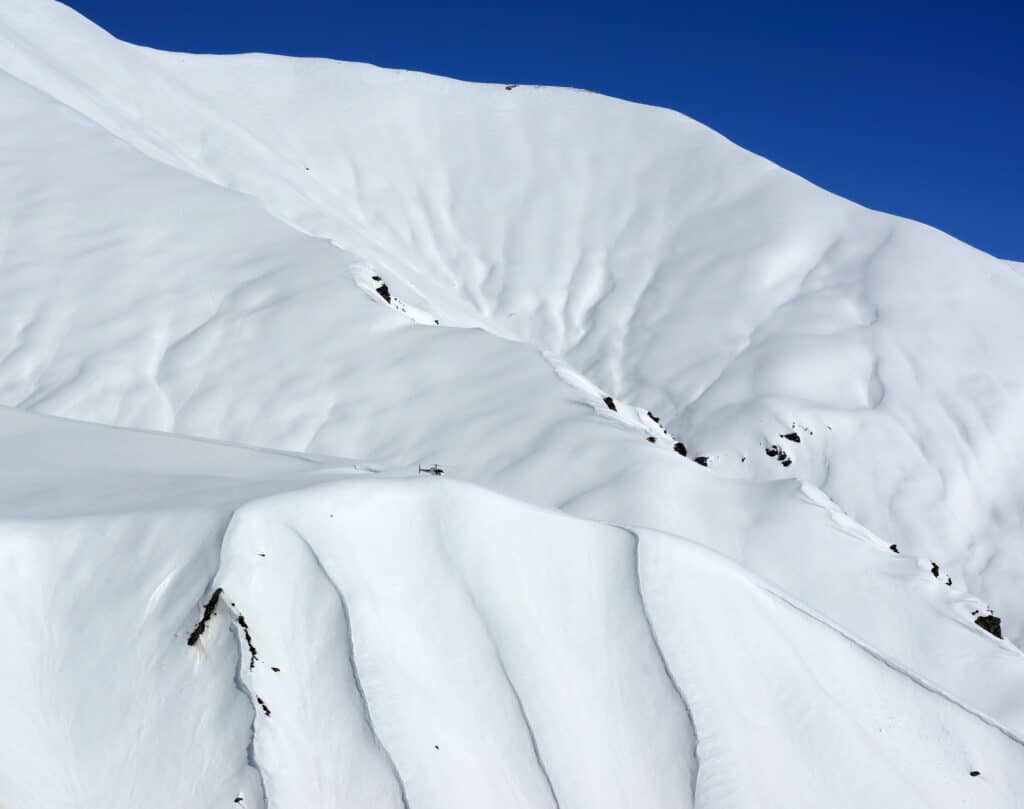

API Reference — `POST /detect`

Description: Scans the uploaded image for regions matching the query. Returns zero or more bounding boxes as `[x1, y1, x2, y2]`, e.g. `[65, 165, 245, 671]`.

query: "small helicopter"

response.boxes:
[418, 464, 445, 476]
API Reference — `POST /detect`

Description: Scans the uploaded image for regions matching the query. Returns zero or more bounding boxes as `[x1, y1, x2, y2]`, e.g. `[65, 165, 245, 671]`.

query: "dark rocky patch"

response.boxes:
[603, 396, 617, 412]
[946, 577, 952, 587]
[781, 432, 801, 443]
[975, 614, 1002, 639]
[505, 84, 518, 90]
[970, 771, 980, 777]
[375, 284, 392, 304]
[889, 544, 899, 553]
[765, 445, 780, 458]
[371, 275, 381, 282]
[256, 697, 271, 717]
[238, 615, 258, 670]
[694, 456, 709, 467]
[187, 588, 223, 646]
[647, 411, 661, 424]
[930, 563, 940, 578]
[673, 442, 687, 456]
[647, 436, 656, 444]
[271, 666, 281, 673]
[781, 458, 792, 467]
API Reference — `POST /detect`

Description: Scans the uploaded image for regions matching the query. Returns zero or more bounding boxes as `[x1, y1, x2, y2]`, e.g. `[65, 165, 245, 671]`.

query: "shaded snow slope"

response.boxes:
[2, 1, 1024, 640]
[2, 407, 1022, 808]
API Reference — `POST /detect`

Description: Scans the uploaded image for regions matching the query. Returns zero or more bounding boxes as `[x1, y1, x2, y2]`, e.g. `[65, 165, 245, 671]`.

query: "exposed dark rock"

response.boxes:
[781, 458, 792, 467]
[647, 411, 661, 424]
[765, 445, 780, 458]
[375, 284, 391, 304]
[975, 615, 1002, 639]
[371, 275, 381, 282]
[781, 432, 801, 443]
[889, 544, 899, 553]
[930, 563, 940, 578]
[694, 456, 709, 467]
[271, 666, 281, 673]
[238, 615, 258, 670]
[673, 442, 687, 457]
[647, 436, 656, 443]
[945, 577, 952, 587]
[256, 697, 271, 717]
[187, 588, 223, 646]
[970, 771, 980, 777]
[603, 396, 617, 411]
[505, 84, 518, 90]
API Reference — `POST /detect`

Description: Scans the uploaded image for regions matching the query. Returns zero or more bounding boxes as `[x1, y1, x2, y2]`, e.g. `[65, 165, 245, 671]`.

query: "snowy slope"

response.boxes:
[1, 1, 1023, 806]
[3, 1, 1024, 642]
[2, 406, 1022, 809]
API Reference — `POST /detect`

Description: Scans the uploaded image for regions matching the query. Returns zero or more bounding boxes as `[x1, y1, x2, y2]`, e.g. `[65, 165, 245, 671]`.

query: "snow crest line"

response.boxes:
[432, 525, 563, 809]
[626, 529, 700, 807]
[288, 526, 413, 809]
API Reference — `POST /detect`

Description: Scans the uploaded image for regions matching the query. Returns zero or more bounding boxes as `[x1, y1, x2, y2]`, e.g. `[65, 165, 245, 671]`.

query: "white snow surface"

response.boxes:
[1, 2, 1023, 806]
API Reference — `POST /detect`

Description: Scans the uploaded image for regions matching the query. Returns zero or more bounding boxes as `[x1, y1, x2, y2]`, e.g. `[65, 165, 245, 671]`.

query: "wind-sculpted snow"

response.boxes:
[1, 407, 1023, 808]
[1, 2, 1024, 804]
[3, 2, 1024, 643]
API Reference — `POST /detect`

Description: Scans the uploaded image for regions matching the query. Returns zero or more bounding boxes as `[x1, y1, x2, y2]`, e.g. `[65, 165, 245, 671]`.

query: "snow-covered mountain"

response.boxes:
[1, 2, 1022, 806]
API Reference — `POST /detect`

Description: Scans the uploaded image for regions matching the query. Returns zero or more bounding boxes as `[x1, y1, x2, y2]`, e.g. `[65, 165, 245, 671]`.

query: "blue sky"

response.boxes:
[65, 0, 1022, 259]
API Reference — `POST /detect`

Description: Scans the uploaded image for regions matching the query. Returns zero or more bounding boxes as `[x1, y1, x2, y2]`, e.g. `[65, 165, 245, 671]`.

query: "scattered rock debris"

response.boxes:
[765, 444, 792, 466]
[271, 666, 281, 673]
[945, 577, 952, 587]
[970, 770, 980, 777]
[238, 615, 258, 670]
[375, 284, 392, 304]
[371, 275, 381, 282]
[256, 697, 272, 717]
[781, 432, 801, 443]
[975, 614, 1002, 639]
[419, 464, 444, 476]
[505, 84, 518, 90]
[234, 797, 244, 804]
[930, 563, 940, 578]
[889, 544, 899, 553]
[647, 411, 661, 424]
[647, 436, 656, 444]
[603, 396, 617, 411]
[694, 456, 709, 467]
[187, 588, 223, 646]
[673, 442, 687, 457]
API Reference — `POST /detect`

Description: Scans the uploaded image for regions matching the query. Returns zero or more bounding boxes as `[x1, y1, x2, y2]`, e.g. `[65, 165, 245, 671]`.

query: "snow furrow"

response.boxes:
[290, 528, 413, 809]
